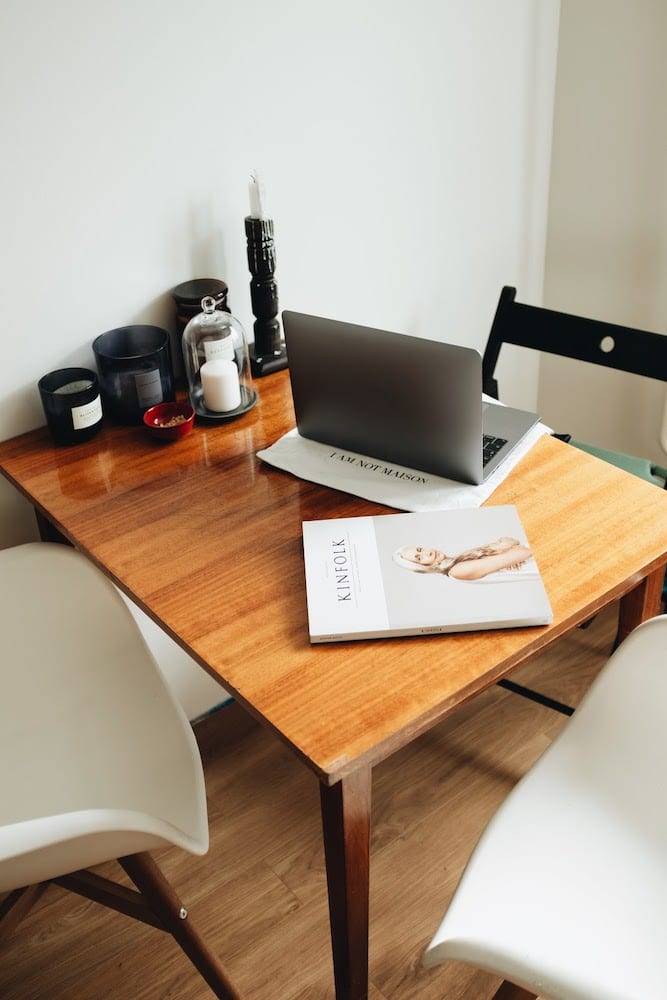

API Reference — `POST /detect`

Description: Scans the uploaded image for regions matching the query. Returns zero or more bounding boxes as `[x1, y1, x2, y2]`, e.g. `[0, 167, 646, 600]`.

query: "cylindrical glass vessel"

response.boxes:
[171, 278, 230, 338]
[93, 325, 175, 424]
[38, 367, 103, 445]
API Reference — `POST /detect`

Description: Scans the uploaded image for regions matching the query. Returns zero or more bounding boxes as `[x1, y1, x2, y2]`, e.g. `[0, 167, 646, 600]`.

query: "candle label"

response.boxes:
[204, 336, 235, 363]
[71, 394, 103, 430]
[134, 369, 163, 408]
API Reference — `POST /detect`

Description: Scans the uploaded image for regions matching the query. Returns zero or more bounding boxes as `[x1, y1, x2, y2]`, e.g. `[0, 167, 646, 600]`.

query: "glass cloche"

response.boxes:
[181, 295, 257, 420]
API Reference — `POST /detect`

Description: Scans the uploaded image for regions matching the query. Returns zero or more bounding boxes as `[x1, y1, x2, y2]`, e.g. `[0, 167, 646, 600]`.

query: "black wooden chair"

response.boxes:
[483, 285, 667, 486]
[483, 286, 667, 716]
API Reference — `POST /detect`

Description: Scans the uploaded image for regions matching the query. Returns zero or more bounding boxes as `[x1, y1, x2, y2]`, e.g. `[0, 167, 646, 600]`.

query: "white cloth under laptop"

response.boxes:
[257, 402, 551, 513]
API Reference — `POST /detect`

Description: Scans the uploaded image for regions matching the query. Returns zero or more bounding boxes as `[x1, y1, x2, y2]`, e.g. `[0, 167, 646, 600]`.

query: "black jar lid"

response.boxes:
[172, 278, 228, 308]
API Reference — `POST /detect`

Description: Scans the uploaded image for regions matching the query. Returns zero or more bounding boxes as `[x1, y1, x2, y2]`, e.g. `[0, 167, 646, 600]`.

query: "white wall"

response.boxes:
[0, 0, 561, 546]
[541, 0, 667, 464]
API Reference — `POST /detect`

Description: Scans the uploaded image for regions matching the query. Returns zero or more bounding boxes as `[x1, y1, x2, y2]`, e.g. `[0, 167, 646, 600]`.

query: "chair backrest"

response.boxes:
[522, 614, 667, 832]
[482, 285, 667, 398]
[0, 543, 209, 891]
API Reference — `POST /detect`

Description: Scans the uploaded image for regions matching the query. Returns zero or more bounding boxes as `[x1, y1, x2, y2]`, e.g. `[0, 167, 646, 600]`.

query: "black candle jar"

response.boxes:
[171, 278, 230, 338]
[38, 367, 103, 445]
[93, 325, 175, 424]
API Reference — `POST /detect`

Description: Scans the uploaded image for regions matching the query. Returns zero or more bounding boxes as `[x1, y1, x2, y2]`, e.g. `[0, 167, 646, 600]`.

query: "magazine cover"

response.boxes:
[302, 505, 552, 643]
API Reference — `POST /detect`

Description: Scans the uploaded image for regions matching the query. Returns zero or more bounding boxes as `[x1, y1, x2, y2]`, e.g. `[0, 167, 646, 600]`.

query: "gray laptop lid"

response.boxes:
[282, 311, 539, 485]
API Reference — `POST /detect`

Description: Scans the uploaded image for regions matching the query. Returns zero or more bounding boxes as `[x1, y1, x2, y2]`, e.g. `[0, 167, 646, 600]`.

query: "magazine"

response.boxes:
[302, 505, 552, 643]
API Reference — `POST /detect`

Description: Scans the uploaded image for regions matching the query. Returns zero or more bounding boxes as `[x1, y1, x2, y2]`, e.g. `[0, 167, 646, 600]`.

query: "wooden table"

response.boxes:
[2, 370, 666, 999]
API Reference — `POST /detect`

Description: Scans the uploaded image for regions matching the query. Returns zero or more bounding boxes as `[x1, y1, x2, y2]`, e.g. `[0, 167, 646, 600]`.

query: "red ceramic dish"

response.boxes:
[143, 402, 195, 441]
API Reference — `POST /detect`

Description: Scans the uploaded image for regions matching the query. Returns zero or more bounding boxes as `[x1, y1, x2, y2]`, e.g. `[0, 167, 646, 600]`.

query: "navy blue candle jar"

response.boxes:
[93, 325, 175, 424]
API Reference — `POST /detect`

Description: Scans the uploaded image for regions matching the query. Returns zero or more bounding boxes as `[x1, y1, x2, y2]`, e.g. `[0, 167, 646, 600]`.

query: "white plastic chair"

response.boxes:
[0, 542, 239, 999]
[423, 613, 667, 1000]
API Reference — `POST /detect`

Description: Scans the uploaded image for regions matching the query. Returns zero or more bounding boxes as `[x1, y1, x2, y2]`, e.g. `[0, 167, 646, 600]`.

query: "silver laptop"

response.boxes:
[282, 311, 540, 485]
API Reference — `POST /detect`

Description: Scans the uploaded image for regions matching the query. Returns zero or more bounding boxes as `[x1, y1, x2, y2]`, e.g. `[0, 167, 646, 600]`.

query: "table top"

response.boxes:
[2, 371, 667, 784]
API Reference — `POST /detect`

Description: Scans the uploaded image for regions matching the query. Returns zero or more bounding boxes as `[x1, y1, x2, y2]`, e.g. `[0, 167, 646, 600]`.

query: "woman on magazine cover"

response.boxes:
[393, 536, 535, 581]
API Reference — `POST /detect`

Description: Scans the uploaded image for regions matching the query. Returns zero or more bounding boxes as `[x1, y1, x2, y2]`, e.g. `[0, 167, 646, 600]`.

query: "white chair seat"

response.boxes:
[0, 542, 208, 891]
[424, 614, 667, 1000]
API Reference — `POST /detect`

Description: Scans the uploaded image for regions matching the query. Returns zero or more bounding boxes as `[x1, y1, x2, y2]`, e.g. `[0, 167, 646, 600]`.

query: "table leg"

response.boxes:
[35, 509, 69, 545]
[319, 766, 372, 1000]
[615, 566, 665, 648]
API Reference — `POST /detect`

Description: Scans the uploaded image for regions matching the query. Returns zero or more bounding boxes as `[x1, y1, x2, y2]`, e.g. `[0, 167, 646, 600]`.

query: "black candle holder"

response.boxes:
[38, 367, 103, 445]
[245, 216, 288, 377]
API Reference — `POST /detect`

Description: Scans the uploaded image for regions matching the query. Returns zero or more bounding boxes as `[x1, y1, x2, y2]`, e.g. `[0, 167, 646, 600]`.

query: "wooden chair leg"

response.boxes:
[492, 981, 538, 1000]
[53, 869, 164, 929]
[119, 852, 241, 1000]
[0, 883, 49, 941]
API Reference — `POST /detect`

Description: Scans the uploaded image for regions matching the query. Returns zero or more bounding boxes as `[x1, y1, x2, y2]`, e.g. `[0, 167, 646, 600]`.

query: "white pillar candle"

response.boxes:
[200, 359, 241, 412]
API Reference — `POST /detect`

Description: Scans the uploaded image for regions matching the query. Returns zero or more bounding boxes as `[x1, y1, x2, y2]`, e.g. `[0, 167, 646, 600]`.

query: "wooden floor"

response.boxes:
[0, 606, 619, 1000]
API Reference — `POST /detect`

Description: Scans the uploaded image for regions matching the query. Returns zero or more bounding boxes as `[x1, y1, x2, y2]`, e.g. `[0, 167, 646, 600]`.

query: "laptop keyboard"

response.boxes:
[482, 434, 508, 466]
